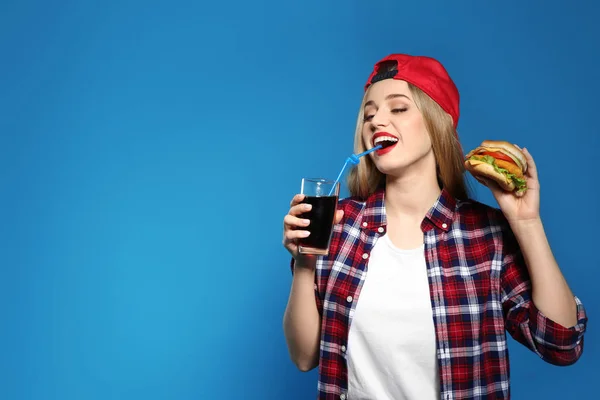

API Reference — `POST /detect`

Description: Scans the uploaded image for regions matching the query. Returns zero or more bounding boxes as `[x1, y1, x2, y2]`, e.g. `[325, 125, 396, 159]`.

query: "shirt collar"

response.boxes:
[360, 187, 457, 233]
[422, 188, 457, 232]
[358, 188, 386, 232]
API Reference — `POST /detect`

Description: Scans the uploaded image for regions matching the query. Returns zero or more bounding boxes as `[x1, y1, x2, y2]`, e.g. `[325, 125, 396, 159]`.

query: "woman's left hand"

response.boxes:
[478, 146, 541, 225]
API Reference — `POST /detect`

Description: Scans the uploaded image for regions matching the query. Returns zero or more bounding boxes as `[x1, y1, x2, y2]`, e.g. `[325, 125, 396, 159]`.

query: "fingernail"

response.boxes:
[300, 231, 310, 237]
[304, 204, 312, 210]
[303, 219, 310, 225]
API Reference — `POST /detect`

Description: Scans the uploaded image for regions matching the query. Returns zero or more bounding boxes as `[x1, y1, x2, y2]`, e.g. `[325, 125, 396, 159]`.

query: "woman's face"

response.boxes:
[362, 79, 435, 177]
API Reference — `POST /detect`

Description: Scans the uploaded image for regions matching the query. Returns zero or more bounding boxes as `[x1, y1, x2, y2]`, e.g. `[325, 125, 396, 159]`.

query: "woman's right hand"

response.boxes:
[282, 194, 344, 266]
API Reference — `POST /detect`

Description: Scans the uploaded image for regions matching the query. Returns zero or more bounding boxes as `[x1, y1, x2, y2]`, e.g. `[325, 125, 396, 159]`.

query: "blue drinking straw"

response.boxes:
[328, 145, 382, 195]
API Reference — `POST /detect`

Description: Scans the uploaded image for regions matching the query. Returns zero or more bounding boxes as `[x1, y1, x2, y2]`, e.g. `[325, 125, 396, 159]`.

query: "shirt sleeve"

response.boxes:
[500, 223, 588, 366]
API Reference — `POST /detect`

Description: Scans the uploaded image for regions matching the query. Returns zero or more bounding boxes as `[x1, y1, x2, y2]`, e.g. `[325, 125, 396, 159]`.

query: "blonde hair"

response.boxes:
[347, 81, 470, 201]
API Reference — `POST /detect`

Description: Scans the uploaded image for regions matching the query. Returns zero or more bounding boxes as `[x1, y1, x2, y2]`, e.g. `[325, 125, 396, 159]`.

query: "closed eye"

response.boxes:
[364, 107, 407, 122]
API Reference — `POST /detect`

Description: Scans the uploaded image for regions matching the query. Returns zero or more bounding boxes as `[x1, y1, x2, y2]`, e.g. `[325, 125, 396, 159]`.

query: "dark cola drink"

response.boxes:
[298, 195, 338, 255]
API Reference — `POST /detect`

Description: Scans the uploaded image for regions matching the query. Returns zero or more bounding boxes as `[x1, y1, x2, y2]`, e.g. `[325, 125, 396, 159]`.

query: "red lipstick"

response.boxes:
[372, 132, 399, 156]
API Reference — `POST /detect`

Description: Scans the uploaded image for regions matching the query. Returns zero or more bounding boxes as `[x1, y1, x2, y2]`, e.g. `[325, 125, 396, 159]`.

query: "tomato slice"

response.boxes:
[481, 151, 516, 165]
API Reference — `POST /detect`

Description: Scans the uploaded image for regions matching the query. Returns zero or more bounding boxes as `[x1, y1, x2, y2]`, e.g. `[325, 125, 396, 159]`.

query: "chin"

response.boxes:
[373, 153, 433, 177]
[373, 161, 410, 176]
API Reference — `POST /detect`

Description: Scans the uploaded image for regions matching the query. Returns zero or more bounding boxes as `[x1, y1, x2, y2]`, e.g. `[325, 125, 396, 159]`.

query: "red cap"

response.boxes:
[364, 54, 460, 128]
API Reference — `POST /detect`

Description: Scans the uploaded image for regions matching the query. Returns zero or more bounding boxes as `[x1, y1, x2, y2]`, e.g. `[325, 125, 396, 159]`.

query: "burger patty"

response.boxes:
[495, 158, 524, 178]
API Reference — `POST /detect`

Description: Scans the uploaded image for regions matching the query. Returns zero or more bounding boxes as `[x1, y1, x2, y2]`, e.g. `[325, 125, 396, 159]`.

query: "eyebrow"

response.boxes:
[364, 93, 411, 108]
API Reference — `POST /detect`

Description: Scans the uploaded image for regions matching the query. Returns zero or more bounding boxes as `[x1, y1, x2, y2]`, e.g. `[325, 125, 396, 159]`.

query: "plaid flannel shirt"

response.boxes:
[291, 188, 587, 400]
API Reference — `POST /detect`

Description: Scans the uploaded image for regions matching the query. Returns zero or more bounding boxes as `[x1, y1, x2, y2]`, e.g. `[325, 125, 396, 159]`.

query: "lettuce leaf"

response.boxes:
[469, 155, 527, 191]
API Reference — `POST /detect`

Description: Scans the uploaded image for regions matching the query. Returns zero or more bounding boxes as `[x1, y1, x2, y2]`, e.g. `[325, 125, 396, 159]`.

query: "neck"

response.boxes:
[384, 163, 442, 221]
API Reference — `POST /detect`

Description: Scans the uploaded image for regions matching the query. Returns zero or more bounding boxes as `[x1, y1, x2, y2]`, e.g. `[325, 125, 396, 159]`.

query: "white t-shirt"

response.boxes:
[347, 234, 439, 400]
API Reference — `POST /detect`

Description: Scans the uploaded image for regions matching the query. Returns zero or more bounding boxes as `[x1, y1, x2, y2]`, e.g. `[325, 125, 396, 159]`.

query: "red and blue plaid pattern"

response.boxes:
[292, 188, 587, 399]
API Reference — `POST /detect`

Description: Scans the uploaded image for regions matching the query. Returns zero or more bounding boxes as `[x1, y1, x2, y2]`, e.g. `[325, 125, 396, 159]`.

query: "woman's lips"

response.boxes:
[372, 132, 399, 156]
[375, 142, 397, 156]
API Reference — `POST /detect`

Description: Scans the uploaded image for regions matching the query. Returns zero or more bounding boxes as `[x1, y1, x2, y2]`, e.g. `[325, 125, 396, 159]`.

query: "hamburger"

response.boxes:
[464, 140, 528, 196]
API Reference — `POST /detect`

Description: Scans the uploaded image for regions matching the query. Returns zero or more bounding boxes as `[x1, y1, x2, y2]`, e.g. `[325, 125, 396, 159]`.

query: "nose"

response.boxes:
[370, 109, 389, 129]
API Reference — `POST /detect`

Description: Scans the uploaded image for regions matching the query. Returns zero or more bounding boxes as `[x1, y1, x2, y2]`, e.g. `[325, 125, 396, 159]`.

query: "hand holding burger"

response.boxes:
[464, 140, 528, 197]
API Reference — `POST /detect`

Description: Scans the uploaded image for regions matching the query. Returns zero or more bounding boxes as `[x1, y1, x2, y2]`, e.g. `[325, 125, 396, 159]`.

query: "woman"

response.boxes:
[282, 53, 587, 400]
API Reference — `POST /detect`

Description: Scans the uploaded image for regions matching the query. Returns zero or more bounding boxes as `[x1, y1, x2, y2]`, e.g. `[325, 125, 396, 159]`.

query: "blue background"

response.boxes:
[1, 0, 598, 399]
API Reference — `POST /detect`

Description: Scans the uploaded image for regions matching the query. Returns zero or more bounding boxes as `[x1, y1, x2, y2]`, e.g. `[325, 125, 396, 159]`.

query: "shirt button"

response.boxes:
[346, 296, 353, 303]
[341, 345, 346, 352]
[362, 222, 368, 227]
[378, 227, 384, 233]
[442, 223, 448, 229]
[340, 394, 346, 400]
[362, 253, 369, 259]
